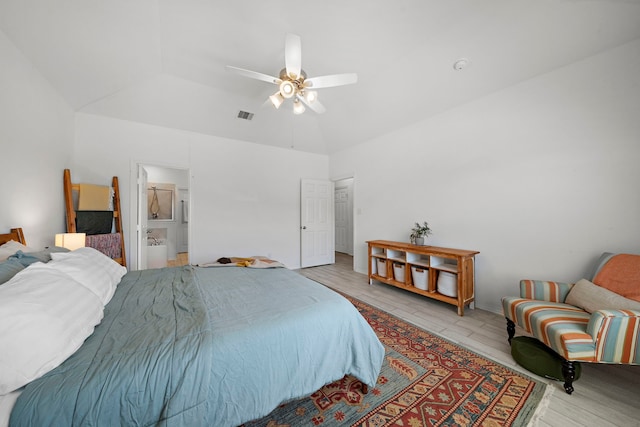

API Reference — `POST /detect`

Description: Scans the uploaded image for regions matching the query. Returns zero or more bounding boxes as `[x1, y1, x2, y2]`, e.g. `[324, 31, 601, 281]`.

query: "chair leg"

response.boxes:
[561, 359, 576, 395]
[505, 317, 577, 394]
[506, 318, 515, 345]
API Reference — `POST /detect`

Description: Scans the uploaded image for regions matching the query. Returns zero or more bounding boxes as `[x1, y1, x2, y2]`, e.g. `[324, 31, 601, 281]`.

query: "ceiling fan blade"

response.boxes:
[297, 94, 326, 114]
[305, 73, 358, 89]
[285, 33, 302, 79]
[225, 65, 280, 85]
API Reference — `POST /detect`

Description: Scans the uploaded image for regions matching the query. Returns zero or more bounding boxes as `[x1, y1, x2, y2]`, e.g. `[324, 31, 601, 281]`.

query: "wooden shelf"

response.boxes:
[432, 263, 458, 273]
[367, 240, 479, 316]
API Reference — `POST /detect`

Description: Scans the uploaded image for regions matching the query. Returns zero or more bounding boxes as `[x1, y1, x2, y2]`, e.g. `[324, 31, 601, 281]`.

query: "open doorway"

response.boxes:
[136, 164, 190, 270]
[334, 177, 354, 270]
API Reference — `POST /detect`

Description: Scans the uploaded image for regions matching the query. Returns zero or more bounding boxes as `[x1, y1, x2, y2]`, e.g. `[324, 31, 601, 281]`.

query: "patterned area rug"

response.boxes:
[243, 295, 549, 427]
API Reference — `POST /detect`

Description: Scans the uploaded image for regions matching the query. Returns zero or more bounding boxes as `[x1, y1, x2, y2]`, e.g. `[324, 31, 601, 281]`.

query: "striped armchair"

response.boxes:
[502, 253, 640, 394]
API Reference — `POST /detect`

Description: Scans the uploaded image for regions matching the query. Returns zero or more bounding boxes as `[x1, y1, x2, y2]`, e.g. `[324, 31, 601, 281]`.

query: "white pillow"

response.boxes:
[49, 247, 127, 305]
[0, 264, 104, 395]
[0, 240, 34, 261]
[565, 278, 640, 314]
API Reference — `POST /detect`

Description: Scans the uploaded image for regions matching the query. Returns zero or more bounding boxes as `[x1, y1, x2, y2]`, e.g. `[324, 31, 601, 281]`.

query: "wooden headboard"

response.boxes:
[0, 228, 26, 245]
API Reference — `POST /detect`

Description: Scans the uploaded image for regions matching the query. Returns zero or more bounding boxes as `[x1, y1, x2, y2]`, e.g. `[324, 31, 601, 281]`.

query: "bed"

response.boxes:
[0, 228, 384, 426]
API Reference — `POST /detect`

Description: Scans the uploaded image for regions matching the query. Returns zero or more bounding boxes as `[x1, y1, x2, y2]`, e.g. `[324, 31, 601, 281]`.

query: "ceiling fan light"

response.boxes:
[293, 99, 305, 115]
[304, 90, 318, 104]
[279, 80, 296, 99]
[269, 92, 284, 109]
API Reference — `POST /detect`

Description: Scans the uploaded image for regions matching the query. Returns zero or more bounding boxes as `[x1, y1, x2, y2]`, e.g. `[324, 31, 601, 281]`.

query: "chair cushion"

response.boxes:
[502, 296, 595, 361]
[511, 336, 581, 381]
[566, 279, 640, 313]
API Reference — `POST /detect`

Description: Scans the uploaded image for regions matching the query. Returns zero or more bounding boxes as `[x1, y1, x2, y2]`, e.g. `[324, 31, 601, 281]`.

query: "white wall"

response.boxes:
[0, 29, 75, 248]
[74, 113, 329, 269]
[330, 39, 640, 313]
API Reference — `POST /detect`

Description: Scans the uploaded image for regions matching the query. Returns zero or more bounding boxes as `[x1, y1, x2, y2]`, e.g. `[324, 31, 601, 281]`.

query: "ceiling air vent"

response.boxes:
[237, 110, 254, 121]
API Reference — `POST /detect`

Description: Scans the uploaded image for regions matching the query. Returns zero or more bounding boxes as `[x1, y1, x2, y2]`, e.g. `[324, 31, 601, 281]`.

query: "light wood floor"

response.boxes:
[167, 252, 189, 267]
[297, 253, 640, 427]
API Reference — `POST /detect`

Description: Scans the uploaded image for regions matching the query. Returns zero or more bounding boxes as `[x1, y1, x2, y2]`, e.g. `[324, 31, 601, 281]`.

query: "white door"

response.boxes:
[335, 187, 349, 253]
[300, 179, 335, 268]
[177, 188, 189, 253]
[137, 165, 149, 270]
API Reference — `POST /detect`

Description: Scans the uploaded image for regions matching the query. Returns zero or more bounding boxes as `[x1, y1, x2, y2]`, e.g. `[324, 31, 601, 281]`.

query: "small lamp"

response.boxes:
[293, 98, 306, 115]
[279, 80, 296, 99]
[55, 233, 86, 250]
[269, 91, 284, 109]
[304, 90, 318, 104]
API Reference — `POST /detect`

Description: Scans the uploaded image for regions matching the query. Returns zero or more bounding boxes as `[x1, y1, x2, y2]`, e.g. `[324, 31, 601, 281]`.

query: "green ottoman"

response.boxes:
[511, 336, 581, 381]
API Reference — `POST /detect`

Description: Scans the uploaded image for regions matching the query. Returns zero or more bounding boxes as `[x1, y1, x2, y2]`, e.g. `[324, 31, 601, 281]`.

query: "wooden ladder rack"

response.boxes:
[63, 169, 126, 267]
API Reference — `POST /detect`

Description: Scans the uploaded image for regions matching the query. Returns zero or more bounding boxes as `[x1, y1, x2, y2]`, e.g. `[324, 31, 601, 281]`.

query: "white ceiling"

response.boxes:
[1, 0, 640, 154]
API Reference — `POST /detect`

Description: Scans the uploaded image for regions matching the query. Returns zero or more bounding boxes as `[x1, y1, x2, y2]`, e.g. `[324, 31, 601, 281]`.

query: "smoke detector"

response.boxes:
[453, 58, 470, 71]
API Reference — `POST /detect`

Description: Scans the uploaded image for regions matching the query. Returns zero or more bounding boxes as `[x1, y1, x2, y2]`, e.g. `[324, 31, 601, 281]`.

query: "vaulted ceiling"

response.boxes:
[1, 0, 639, 154]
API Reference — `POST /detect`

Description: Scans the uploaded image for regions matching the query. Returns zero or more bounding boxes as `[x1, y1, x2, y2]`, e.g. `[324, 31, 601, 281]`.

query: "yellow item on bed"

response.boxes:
[198, 256, 286, 269]
[78, 184, 111, 210]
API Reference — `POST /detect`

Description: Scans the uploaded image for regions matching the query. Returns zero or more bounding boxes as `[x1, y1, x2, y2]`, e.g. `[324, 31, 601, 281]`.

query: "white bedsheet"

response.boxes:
[0, 390, 20, 427]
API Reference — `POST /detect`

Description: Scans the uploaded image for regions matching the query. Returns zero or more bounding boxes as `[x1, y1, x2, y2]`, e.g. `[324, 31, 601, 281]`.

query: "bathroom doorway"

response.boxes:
[136, 163, 190, 270]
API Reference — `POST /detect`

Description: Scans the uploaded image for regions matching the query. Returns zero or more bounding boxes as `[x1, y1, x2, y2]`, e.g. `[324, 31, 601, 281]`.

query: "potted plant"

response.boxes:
[410, 221, 432, 245]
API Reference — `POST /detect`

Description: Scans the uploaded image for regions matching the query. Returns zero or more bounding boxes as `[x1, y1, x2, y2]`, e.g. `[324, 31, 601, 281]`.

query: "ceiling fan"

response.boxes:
[226, 33, 357, 115]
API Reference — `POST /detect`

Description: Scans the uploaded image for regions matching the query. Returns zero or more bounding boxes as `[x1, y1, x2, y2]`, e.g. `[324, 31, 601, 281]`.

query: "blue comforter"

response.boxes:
[10, 266, 384, 426]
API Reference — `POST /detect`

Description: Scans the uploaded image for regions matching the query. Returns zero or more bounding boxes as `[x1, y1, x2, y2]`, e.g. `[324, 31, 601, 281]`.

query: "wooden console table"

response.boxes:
[367, 240, 479, 316]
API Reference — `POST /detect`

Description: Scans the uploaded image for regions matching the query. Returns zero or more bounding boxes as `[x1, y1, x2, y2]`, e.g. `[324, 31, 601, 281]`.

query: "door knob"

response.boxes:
[301, 226, 307, 230]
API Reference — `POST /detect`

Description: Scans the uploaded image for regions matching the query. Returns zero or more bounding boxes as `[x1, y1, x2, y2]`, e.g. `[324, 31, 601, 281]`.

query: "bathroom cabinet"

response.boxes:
[147, 244, 167, 269]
